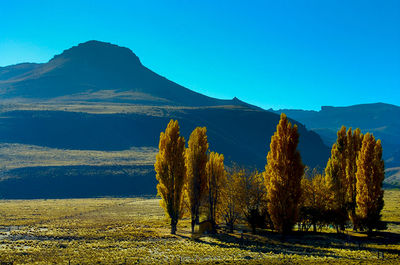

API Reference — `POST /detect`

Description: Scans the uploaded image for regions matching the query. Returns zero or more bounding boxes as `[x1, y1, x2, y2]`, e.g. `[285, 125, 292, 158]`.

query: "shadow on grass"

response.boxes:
[387, 221, 400, 226]
[194, 228, 400, 259]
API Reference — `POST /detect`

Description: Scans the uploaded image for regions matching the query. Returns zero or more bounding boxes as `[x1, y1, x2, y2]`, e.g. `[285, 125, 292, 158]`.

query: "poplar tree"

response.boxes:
[346, 128, 363, 225]
[356, 133, 385, 233]
[264, 113, 305, 234]
[185, 127, 209, 233]
[205, 151, 226, 233]
[326, 126, 363, 230]
[325, 126, 347, 230]
[155, 120, 186, 234]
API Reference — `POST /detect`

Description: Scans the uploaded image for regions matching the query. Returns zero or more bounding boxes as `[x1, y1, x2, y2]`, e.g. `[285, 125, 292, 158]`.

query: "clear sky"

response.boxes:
[1, 0, 399, 110]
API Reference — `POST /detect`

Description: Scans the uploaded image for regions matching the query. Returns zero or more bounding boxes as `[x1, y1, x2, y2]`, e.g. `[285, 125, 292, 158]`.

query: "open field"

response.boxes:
[0, 143, 157, 199]
[0, 192, 399, 264]
[0, 143, 157, 171]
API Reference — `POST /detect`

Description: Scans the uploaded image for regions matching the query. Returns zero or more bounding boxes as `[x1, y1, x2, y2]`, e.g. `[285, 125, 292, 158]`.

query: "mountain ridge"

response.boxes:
[0, 40, 256, 108]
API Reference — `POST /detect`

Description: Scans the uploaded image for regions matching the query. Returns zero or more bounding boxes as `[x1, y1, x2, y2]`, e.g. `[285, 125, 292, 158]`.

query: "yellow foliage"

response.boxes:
[356, 133, 385, 231]
[154, 119, 186, 234]
[221, 166, 244, 232]
[264, 113, 304, 233]
[238, 170, 268, 233]
[301, 173, 333, 211]
[205, 151, 226, 231]
[325, 126, 364, 227]
[185, 127, 209, 232]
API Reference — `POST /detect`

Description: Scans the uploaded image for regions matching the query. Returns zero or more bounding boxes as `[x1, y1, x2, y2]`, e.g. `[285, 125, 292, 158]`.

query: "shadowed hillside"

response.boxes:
[271, 103, 400, 186]
[0, 41, 256, 108]
[0, 107, 328, 169]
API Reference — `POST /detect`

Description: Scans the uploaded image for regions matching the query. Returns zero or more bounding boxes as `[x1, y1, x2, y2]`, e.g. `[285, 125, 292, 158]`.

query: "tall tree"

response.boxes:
[154, 120, 186, 234]
[205, 151, 226, 233]
[356, 133, 385, 233]
[326, 126, 363, 230]
[325, 126, 348, 229]
[264, 113, 305, 234]
[346, 128, 363, 225]
[185, 127, 209, 233]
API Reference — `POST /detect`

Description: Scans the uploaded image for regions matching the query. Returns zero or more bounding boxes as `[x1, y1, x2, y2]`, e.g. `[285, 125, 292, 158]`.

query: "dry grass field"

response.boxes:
[0, 191, 399, 264]
[0, 143, 157, 171]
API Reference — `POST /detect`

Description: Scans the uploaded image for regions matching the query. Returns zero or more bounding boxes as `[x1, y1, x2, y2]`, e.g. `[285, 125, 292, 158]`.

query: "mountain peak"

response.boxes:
[50, 40, 142, 67]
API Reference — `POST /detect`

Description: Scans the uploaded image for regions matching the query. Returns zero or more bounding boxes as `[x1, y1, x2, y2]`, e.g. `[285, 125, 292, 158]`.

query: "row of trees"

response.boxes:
[154, 121, 226, 234]
[299, 126, 385, 233]
[155, 114, 385, 235]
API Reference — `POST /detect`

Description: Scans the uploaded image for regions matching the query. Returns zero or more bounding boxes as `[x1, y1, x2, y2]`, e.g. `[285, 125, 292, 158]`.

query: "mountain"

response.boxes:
[0, 40, 330, 198]
[0, 40, 256, 108]
[271, 103, 400, 186]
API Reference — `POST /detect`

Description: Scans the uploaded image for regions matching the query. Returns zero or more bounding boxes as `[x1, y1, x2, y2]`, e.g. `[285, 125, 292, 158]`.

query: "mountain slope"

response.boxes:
[0, 41, 255, 108]
[0, 106, 328, 168]
[271, 103, 400, 185]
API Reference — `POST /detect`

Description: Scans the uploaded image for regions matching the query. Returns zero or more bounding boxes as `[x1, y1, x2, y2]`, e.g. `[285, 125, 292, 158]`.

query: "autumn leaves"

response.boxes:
[155, 114, 385, 236]
[154, 120, 186, 234]
[264, 114, 304, 234]
[324, 127, 385, 232]
[155, 122, 225, 235]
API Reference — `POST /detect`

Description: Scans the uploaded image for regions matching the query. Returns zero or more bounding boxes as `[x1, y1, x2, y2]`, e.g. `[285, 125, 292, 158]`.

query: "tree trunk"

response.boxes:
[191, 210, 199, 234]
[229, 222, 234, 233]
[367, 227, 373, 237]
[251, 224, 256, 234]
[191, 219, 195, 234]
[211, 220, 217, 234]
[171, 219, 177, 235]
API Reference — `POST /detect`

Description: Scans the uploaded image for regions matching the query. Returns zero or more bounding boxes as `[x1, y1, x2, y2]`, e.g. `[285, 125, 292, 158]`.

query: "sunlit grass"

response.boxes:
[0, 191, 398, 264]
[0, 143, 157, 172]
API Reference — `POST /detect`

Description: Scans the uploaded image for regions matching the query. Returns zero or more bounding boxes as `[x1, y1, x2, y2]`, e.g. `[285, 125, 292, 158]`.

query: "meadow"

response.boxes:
[0, 191, 398, 264]
[0, 143, 157, 171]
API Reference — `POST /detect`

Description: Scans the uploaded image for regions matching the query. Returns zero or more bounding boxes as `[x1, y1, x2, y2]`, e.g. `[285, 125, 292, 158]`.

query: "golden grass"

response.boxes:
[0, 191, 398, 264]
[0, 143, 157, 172]
[382, 190, 400, 233]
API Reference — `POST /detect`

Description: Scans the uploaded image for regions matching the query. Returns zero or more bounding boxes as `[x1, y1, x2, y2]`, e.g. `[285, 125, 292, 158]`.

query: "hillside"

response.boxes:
[271, 103, 400, 186]
[0, 41, 330, 198]
[0, 40, 256, 108]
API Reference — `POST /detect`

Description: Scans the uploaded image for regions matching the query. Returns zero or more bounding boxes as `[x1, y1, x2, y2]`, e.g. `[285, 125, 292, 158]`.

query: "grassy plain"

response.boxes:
[0, 191, 398, 264]
[0, 143, 157, 171]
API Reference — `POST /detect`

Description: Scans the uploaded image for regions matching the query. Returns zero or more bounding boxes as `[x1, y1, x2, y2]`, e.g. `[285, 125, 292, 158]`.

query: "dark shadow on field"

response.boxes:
[387, 221, 400, 226]
[195, 228, 400, 259]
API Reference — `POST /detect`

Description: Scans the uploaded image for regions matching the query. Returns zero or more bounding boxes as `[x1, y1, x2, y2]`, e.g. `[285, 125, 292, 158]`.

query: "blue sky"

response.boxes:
[0, 0, 399, 110]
